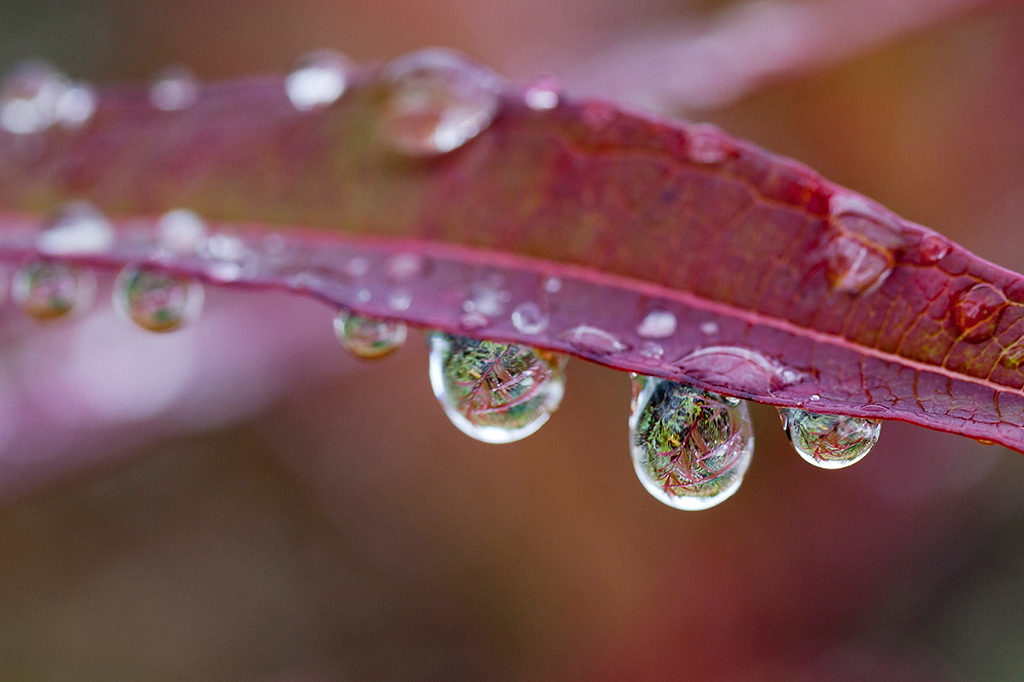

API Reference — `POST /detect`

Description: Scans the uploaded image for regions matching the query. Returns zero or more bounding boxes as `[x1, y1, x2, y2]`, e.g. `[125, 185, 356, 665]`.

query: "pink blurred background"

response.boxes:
[1, 0, 1023, 679]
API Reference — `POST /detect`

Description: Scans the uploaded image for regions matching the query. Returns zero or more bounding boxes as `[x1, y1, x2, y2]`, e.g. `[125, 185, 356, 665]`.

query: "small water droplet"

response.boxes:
[674, 346, 805, 395]
[208, 261, 243, 282]
[356, 288, 371, 303]
[953, 282, 1007, 342]
[637, 309, 676, 339]
[380, 48, 501, 156]
[0, 60, 72, 134]
[333, 309, 406, 359]
[459, 311, 490, 330]
[523, 75, 560, 110]
[385, 253, 426, 282]
[427, 331, 567, 443]
[149, 65, 199, 111]
[638, 341, 664, 360]
[809, 394, 821, 402]
[686, 124, 732, 164]
[54, 83, 96, 129]
[699, 321, 719, 335]
[917, 233, 951, 264]
[463, 279, 509, 316]
[113, 266, 203, 332]
[286, 49, 353, 110]
[825, 195, 902, 295]
[630, 376, 754, 510]
[13, 260, 95, 320]
[388, 289, 411, 311]
[36, 202, 114, 255]
[203, 233, 247, 262]
[780, 408, 880, 469]
[561, 325, 627, 355]
[157, 209, 207, 255]
[543, 277, 562, 294]
[511, 302, 548, 334]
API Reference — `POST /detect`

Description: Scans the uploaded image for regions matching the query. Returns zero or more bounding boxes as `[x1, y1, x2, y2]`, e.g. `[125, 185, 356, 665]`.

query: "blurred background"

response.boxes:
[1, 0, 1024, 679]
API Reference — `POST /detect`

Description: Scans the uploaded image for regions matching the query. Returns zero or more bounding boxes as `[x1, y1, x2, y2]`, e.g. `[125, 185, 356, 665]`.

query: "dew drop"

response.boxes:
[630, 376, 753, 510]
[13, 260, 95, 320]
[0, 60, 72, 134]
[113, 266, 203, 333]
[427, 331, 567, 444]
[637, 309, 676, 339]
[36, 202, 114, 255]
[388, 289, 412, 311]
[825, 195, 902, 295]
[157, 209, 207, 255]
[458, 311, 491, 330]
[686, 124, 732, 164]
[149, 65, 199, 111]
[543, 276, 562, 294]
[385, 253, 426, 282]
[917, 233, 951, 265]
[638, 341, 664, 360]
[463, 279, 509, 316]
[952, 282, 1007, 342]
[511, 302, 548, 334]
[524, 75, 560, 110]
[561, 325, 627, 355]
[286, 49, 353, 110]
[699, 321, 719, 335]
[333, 309, 407, 360]
[380, 48, 501, 156]
[54, 83, 96, 129]
[780, 408, 880, 469]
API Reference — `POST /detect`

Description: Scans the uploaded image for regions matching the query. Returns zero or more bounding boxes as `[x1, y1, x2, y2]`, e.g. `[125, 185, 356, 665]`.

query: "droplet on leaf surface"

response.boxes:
[333, 310, 407, 359]
[36, 201, 114, 256]
[13, 260, 95, 320]
[149, 65, 199, 111]
[952, 282, 1007, 342]
[113, 266, 204, 332]
[286, 49, 352, 110]
[630, 375, 754, 510]
[427, 331, 567, 444]
[0, 60, 72, 134]
[379, 48, 501, 156]
[780, 408, 880, 469]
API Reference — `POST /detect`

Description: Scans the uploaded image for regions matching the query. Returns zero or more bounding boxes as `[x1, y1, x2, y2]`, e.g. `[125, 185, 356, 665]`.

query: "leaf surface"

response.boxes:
[1, 71, 1023, 451]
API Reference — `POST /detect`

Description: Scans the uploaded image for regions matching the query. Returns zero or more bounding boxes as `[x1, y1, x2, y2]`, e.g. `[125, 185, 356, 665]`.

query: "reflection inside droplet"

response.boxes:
[113, 266, 204, 333]
[13, 260, 95, 320]
[286, 49, 353, 110]
[333, 310, 407, 359]
[780, 408, 880, 469]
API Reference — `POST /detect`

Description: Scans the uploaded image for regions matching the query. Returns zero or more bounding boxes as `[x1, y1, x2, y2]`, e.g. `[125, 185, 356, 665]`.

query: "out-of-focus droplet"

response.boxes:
[36, 202, 114, 255]
[427, 331, 567, 443]
[54, 83, 96, 129]
[13, 260, 95, 320]
[952, 282, 1007, 342]
[637, 309, 676, 339]
[0, 60, 72, 134]
[511, 302, 548, 334]
[157, 209, 208, 255]
[113, 266, 203, 332]
[630, 375, 753, 510]
[686, 123, 733, 164]
[286, 49, 353, 110]
[380, 48, 501, 156]
[524, 75, 560, 110]
[463, 279, 509, 316]
[149, 65, 199, 111]
[780, 407, 880, 469]
[333, 309, 406, 359]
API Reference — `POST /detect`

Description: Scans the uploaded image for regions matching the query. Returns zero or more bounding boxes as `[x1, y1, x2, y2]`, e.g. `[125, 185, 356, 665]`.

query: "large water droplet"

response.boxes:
[333, 310, 407, 359]
[36, 201, 114, 255]
[0, 60, 71, 134]
[286, 49, 353, 110]
[113, 266, 203, 332]
[825, 195, 902, 294]
[13, 260, 95, 320]
[952, 282, 1007, 342]
[427, 331, 567, 443]
[380, 48, 501, 156]
[630, 376, 753, 510]
[149, 65, 199, 111]
[780, 408, 880, 469]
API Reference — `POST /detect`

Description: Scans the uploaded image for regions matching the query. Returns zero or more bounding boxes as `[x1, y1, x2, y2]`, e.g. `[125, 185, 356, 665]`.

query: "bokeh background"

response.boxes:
[1, 0, 1024, 679]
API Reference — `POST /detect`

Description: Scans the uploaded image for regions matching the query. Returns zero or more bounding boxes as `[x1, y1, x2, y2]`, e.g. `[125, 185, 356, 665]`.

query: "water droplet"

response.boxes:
[13, 260, 95, 320]
[637, 309, 676, 339]
[699, 321, 719, 335]
[427, 332, 567, 443]
[917, 233, 951, 264]
[54, 83, 96, 129]
[543, 276, 562, 294]
[286, 49, 353, 110]
[0, 60, 71, 134]
[630, 376, 754, 510]
[385, 253, 426, 282]
[561, 325, 627, 355]
[686, 124, 732, 164]
[780, 408, 880, 469]
[380, 48, 501, 156]
[638, 341, 664, 360]
[333, 309, 406, 359]
[356, 288, 371, 303]
[463, 279, 509, 316]
[674, 346, 805, 395]
[953, 282, 1007, 342]
[157, 209, 207, 255]
[458, 311, 490, 330]
[825, 195, 902, 295]
[511, 302, 548, 334]
[149, 65, 199, 111]
[346, 257, 369, 278]
[809, 394, 821, 402]
[524, 75, 560, 110]
[113, 266, 203, 332]
[203, 233, 247, 262]
[36, 202, 114, 255]
[388, 289, 411, 311]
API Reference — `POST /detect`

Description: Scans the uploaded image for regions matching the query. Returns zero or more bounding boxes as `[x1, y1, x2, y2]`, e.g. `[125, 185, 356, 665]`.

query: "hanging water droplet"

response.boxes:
[637, 309, 676, 339]
[630, 375, 754, 510]
[780, 408, 880, 469]
[333, 309, 406, 359]
[952, 282, 1007, 342]
[157, 209, 207, 255]
[36, 202, 114, 255]
[380, 48, 501, 156]
[286, 49, 353, 110]
[0, 60, 72, 134]
[149, 65, 199, 111]
[113, 266, 204, 332]
[511, 302, 548, 334]
[427, 331, 567, 444]
[12, 260, 95, 320]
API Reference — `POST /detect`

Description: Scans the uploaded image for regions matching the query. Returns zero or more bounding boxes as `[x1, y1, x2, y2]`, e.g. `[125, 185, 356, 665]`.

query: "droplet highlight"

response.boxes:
[511, 302, 548, 334]
[637, 309, 676, 339]
[427, 332, 567, 444]
[380, 48, 501, 156]
[36, 201, 114, 255]
[13, 260, 95, 320]
[286, 49, 352, 110]
[113, 266, 204, 332]
[149, 65, 199, 111]
[630, 375, 754, 510]
[157, 209, 207, 255]
[524, 75, 560, 111]
[333, 310, 407, 359]
[0, 60, 71, 134]
[780, 408, 880, 469]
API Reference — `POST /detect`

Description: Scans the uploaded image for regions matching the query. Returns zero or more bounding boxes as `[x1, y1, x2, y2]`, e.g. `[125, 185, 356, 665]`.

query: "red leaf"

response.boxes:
[1, 69, 1023, 451]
